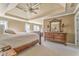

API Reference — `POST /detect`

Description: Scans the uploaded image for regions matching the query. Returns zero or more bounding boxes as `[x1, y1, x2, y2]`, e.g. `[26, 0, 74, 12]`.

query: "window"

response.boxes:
[0, 20, 8, 30]
[33, 25, 40, 31]
[25, 23, 30, 32]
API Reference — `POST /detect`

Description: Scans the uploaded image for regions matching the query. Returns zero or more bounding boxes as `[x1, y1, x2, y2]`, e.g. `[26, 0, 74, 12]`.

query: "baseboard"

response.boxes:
[66, 43, 75, 46]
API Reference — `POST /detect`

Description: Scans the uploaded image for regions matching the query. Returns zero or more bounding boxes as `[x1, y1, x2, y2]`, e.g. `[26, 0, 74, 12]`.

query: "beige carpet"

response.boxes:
[18, 45, 59, 56]
[18, 37, 79, 56]
[18, 45, 79, 56]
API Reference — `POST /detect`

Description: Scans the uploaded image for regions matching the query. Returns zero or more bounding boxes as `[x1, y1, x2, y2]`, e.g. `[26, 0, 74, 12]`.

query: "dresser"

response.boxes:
[44, 32, 67, 45]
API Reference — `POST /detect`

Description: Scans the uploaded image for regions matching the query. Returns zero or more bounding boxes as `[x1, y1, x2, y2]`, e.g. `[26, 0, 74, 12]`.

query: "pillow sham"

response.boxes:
[5, 29, 16, 34]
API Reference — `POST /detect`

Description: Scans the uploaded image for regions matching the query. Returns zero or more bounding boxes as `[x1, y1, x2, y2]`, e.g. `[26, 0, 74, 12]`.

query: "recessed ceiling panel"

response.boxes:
[5, 3, 77, 20]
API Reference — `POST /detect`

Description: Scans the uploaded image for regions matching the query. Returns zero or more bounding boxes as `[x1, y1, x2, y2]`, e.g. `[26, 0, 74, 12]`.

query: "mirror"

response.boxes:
[50, 19, 61, 32]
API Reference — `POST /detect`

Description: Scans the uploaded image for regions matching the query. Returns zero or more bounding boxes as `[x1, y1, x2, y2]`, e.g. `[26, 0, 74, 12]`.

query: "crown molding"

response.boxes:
[73, 4, 79, 14]
[53, 12, 74, 18]
[5, 13, 29, 20]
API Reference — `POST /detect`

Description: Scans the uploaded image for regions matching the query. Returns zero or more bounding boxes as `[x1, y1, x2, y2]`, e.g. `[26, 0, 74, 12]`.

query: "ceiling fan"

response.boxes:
[26, 3, 39, 14]
[16, 3, 39, 14]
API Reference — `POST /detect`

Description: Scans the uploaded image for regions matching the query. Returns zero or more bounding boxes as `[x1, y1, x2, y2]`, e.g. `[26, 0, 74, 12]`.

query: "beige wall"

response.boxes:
[0, 18, 25, 32]
[43, 14, 75, 43]
[8, 19, 25, 32]
[8, 20, 42, 32]
[0, 17, 42, 32]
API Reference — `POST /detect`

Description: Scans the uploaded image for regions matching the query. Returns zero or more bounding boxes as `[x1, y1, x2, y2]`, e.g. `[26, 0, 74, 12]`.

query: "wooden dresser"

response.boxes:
[44, 32, 67, 45]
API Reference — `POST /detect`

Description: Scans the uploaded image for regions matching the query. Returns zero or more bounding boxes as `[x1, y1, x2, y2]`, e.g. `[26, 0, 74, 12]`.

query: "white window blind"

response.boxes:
[33, 25, 40, 31]
[0, 20, 8, 30]
[25, 23, 30, 32]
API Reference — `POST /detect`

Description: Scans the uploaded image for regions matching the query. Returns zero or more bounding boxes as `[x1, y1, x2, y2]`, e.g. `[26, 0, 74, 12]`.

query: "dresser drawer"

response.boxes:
[44, 32, 67, 44]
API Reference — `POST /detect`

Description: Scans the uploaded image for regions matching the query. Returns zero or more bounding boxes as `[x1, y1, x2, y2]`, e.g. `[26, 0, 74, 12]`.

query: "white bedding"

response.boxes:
[0, 32, 39, 48]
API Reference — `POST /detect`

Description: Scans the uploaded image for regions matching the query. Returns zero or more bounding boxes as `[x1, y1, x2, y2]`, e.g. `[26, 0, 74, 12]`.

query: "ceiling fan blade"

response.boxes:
[32, 10, 37, 14]
[16, 6, 27, 12]
[32, 3, 40, 8]
[32, 7, 39, 10]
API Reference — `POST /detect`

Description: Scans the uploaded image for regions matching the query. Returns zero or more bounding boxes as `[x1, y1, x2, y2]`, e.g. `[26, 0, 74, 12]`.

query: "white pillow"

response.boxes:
[5, 29, 16, 34]
[0, 25, 5, 35]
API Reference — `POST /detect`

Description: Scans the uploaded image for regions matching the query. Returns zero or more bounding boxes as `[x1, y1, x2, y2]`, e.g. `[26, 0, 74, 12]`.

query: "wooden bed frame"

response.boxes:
[14, 40, 39, 53]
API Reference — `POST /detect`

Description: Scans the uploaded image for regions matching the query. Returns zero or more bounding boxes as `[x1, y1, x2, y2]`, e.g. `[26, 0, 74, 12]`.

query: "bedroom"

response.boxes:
[0, 3, 79, 56]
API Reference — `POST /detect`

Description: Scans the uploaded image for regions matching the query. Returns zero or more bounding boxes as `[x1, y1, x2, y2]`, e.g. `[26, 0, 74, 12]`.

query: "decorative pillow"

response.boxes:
[5, 29, 16, 34]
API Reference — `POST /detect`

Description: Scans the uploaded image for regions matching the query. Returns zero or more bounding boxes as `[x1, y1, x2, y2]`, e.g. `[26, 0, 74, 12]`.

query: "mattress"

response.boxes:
[0, 33, 39, 48]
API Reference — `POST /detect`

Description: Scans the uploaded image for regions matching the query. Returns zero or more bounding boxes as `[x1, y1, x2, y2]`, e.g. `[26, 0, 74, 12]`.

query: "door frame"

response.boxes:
[75, 10, 79, 45]
[74, 4, 79, 45]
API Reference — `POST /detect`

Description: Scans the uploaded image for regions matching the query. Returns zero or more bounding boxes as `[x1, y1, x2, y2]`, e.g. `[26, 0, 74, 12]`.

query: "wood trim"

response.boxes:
[14, 40, 39, 53]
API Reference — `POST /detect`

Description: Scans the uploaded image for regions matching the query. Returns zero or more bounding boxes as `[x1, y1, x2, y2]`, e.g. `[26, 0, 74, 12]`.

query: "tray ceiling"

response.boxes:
[3, 3, 77, 20]
[5, 3, 64, 20]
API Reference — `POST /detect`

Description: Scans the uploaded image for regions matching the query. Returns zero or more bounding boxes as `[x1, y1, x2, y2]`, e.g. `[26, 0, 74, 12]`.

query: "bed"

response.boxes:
[0, 32, 39, 53]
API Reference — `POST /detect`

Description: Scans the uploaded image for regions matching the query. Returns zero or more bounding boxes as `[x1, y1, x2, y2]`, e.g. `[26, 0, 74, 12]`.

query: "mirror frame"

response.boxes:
[50, 18, 62, 32]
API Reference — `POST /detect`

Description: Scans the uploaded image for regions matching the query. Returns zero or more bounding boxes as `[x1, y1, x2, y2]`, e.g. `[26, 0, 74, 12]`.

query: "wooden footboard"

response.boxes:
[14, 40, 39, 53]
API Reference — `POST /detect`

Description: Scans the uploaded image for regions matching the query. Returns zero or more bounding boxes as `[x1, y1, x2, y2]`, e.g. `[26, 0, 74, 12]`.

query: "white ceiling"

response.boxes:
[6, 3, 65, 20]
[0, 3, 18, 15]
[0, 3, 78, 24]
[0, 3, 9, 15]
